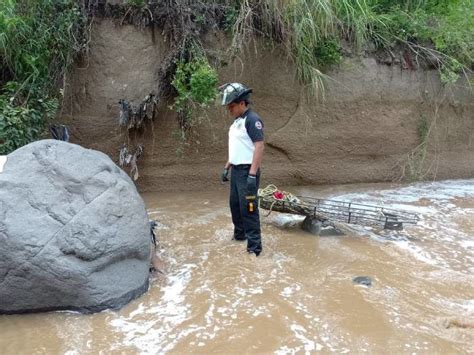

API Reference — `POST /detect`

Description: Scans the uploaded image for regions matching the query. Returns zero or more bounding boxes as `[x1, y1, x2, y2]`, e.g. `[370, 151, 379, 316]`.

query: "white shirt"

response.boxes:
[228, 116, 255, 165]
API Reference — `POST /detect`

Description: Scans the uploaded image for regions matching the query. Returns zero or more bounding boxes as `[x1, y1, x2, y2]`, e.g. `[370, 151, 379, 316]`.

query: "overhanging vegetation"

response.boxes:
[0, 0, 472, 154]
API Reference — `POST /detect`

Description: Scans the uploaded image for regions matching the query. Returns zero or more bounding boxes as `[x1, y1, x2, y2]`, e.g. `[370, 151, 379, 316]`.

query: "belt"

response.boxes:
[231, 164, 251, 169]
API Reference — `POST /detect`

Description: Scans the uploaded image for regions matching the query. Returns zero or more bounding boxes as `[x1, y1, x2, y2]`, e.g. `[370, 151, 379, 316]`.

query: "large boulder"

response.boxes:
[0, 140, 151, 314]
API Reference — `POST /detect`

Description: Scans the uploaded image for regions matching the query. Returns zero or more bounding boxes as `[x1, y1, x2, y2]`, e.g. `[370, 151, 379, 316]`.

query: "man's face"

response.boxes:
[226, 101, 246, 118]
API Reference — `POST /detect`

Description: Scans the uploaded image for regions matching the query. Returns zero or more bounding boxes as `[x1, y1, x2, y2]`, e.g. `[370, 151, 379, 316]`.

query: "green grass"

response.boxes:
[229, 0, 473, 95]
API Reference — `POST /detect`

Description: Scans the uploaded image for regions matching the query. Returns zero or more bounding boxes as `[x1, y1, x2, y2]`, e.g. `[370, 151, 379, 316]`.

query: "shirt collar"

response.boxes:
[235, 108, 250, 121]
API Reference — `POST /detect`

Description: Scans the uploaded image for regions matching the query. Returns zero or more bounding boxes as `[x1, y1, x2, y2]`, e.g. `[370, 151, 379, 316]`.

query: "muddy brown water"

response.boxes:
[1, 180, 473, 354]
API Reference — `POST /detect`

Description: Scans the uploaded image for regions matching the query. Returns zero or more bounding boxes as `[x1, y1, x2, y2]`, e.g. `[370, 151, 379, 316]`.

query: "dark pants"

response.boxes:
[230, 165, 262, 255]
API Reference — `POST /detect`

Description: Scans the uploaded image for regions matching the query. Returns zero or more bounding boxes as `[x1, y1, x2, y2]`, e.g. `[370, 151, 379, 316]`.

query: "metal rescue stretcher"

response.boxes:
[258, 188, 419, 231]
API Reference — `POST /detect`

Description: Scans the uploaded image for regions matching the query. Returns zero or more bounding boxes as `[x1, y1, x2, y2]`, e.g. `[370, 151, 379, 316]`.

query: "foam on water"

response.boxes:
[109, 179, 473, 353]
[327, 179, 474, 271]
[110, 262, 196, 353]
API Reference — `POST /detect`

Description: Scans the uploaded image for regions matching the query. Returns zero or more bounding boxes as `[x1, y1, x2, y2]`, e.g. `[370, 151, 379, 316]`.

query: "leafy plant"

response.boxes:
[440, 58, 463, 85]
[367, 1, 473, 84]
[171, 56, 218, 132]
[314, 38, 342, 67]
[0, 0, 84, 154]
[223, 5, 238, 32]
[126, 0, 146, 8]
[0, 85, 58, 154]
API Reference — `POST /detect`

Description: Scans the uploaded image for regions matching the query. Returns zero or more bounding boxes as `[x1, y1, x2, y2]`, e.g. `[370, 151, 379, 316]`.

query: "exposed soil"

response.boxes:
[60, 19, 473, 192]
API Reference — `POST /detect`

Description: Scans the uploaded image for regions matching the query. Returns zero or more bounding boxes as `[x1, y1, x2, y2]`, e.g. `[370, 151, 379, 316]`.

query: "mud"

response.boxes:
[59, 20, 473, 192]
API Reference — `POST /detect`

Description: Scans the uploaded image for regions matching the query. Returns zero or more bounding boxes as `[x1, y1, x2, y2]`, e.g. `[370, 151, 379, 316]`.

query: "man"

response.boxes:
[219, 83, 264, 256]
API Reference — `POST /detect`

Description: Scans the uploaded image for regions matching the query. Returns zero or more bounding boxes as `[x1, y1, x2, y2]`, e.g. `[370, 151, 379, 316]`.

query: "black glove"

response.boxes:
[246, 174, 257, 197]
[221, 168, 229, 183]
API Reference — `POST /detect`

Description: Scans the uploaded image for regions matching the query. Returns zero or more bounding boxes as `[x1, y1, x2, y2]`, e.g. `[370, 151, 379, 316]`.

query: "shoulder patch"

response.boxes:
[255, 121, 262, 130]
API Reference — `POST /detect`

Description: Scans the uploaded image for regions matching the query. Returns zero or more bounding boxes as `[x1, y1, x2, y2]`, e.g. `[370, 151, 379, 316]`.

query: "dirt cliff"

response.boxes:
[60, 19, 473, 192]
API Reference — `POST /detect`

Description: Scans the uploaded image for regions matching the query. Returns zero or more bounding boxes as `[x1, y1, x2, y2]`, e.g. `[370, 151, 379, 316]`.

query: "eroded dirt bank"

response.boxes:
[61, 19, 473, 192]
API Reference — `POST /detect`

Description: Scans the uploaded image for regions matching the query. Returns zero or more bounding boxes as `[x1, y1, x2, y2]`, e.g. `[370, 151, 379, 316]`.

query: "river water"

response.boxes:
[1, 179, 473, 354]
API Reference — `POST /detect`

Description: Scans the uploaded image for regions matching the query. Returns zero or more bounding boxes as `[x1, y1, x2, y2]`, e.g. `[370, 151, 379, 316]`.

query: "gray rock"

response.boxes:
[301, 216, 322, 235]
[352, 276, 372, 287]
[0, 140, 151, 314]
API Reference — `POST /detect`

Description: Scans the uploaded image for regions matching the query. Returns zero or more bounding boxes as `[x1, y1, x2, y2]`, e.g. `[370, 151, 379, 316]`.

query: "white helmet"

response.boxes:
[218, 82, 252, 106]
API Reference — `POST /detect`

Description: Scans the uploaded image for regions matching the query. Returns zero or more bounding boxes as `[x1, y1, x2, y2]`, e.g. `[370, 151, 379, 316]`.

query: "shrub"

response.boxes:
[0, 0, 83, 154]
[171, 56, 218, 131]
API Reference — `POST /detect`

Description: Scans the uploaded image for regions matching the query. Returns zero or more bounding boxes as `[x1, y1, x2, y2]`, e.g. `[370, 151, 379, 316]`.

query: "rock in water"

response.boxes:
[0, 140, 151, 314]
[301, 216, 322, 235]
[352, 276, 372, 287]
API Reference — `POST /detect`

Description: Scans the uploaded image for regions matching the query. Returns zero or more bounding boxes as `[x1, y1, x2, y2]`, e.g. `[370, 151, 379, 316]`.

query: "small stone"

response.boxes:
[353, 276, 372, 287]
[301, 216, 322, 235]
